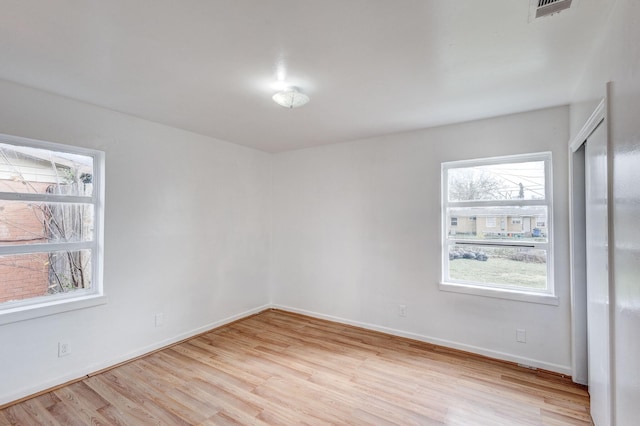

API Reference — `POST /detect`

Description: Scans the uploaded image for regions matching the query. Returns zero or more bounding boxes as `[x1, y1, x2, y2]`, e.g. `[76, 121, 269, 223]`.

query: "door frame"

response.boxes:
[569, 98, 604, 385]
[568, 82, 615, 423]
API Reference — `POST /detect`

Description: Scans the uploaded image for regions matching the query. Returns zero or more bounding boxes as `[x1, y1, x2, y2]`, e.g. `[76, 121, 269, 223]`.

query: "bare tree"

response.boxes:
[42, 169, 92, 294]
[449, 170, 508, 201]
[43, 186, 90, 293]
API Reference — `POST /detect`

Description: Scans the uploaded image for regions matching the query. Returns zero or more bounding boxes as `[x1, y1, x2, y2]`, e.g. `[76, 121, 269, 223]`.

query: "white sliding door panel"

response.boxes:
[585, 122, 612, 426]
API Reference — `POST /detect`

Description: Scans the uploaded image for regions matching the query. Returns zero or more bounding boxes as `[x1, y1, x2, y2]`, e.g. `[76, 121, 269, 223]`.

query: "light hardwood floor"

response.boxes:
[1, 309, 592, 425]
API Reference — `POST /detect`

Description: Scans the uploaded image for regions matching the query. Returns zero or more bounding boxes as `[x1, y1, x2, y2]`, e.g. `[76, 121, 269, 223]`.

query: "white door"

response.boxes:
[585, 122, 612, 426]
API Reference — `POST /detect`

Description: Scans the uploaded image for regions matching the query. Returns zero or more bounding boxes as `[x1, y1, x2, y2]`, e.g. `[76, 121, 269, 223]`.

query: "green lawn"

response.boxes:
[449, 257, 546, 289]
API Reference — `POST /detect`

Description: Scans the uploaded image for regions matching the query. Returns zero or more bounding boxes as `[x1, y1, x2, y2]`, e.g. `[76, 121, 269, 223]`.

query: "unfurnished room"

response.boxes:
[0, 1, 638, 425]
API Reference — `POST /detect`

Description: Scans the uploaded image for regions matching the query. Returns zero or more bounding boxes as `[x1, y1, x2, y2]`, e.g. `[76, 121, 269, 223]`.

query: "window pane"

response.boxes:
[0, 201, 93, 245]
[448, 245, 547, 290]
[446, 206, 547, 242]
[0, 250, 92, 303]
[0, 143, 93, 196]
[448, 161, 545, 201]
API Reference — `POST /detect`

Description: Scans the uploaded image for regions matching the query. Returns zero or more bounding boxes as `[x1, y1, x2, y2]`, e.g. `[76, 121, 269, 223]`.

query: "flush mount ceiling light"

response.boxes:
[272, 87, 310, 109]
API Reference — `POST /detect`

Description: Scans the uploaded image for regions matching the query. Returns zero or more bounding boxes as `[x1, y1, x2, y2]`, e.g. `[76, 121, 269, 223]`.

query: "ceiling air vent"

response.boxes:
[530, 0, 573, 20]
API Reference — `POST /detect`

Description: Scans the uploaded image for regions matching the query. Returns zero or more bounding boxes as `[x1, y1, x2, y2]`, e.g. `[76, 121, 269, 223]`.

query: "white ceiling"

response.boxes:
[0, 0, 615, 152]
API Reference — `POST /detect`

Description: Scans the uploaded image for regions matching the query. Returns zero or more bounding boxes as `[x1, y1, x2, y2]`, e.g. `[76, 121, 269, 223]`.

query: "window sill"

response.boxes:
[0, 294, 108, 325]
[439, 282, 559, 305]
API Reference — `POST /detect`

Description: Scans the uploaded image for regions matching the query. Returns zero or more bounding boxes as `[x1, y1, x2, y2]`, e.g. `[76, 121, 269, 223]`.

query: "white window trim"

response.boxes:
[440, 152, 557, 305]
[0, 133, 106, 324]
[438, 281, 559, 305]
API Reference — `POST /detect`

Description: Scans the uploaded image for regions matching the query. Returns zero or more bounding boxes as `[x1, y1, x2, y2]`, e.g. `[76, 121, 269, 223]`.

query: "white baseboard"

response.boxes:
[1, 304, 271, 406]
[271, 304, 573, 376]
[2, 302, 573, 407]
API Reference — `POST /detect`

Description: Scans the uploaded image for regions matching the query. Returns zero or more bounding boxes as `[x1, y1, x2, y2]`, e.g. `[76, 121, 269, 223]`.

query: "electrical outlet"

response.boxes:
[155, 313, 164, 327]
[516, 329, 526, 343]
[58, 342, 70, 357]
[399, 304, 407, 317]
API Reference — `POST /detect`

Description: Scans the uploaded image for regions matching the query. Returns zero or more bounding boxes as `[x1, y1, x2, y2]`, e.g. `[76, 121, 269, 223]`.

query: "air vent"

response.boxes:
[530, 0, 573, 20]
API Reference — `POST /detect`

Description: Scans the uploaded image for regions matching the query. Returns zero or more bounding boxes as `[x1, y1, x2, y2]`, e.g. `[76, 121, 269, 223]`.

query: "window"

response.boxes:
[0, 134, 105, 324]
[441, 152, 556, 304]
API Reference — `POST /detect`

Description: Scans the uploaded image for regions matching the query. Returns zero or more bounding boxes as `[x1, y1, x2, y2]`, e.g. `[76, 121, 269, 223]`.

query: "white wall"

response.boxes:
[570, 0, 640, 423]
[271, 106, 572, 373]
[0, 79, 271, 405]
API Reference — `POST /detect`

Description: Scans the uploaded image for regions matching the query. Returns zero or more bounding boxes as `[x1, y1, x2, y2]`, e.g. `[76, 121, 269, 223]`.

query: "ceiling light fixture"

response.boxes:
[272, 87, 310, 109]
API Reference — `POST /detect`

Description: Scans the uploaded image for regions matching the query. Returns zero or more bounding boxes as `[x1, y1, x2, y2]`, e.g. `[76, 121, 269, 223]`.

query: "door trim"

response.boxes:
[568, 82, 615, 425]
[568, 92, 607, 386]
[570, 99, 605, 153]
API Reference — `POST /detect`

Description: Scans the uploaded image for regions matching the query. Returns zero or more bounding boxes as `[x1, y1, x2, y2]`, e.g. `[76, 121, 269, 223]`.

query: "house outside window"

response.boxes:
[441, 152, 555, 303]
[0, 134, 105, 324]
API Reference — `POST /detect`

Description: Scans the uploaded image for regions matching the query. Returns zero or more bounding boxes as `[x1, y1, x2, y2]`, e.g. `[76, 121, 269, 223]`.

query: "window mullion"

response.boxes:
[450, 239, 545, 248]
[0, 192, 93, 204]
[0, 241, 94, 256]
[448, 199, 548, 209]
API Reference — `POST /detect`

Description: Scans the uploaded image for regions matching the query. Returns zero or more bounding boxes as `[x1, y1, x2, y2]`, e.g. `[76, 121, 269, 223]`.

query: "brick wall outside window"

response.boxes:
[0, 180, 52, 303]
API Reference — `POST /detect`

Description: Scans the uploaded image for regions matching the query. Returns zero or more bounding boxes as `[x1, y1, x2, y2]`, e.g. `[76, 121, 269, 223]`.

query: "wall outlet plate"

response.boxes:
[399, 304, 407, 317]
[58, 342, 70, 357]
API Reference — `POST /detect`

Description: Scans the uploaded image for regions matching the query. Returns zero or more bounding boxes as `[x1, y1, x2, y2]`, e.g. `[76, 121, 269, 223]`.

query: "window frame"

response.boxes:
[0, 133, 106, 324]
[439, 152, 558, 305]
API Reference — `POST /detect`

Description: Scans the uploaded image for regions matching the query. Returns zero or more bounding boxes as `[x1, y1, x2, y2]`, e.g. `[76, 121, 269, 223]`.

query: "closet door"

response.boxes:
[585, 121, 612, 426]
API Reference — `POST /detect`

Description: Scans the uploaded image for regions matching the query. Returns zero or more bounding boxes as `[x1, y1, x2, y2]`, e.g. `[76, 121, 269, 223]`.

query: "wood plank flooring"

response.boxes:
[0, 309, 592, 425]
